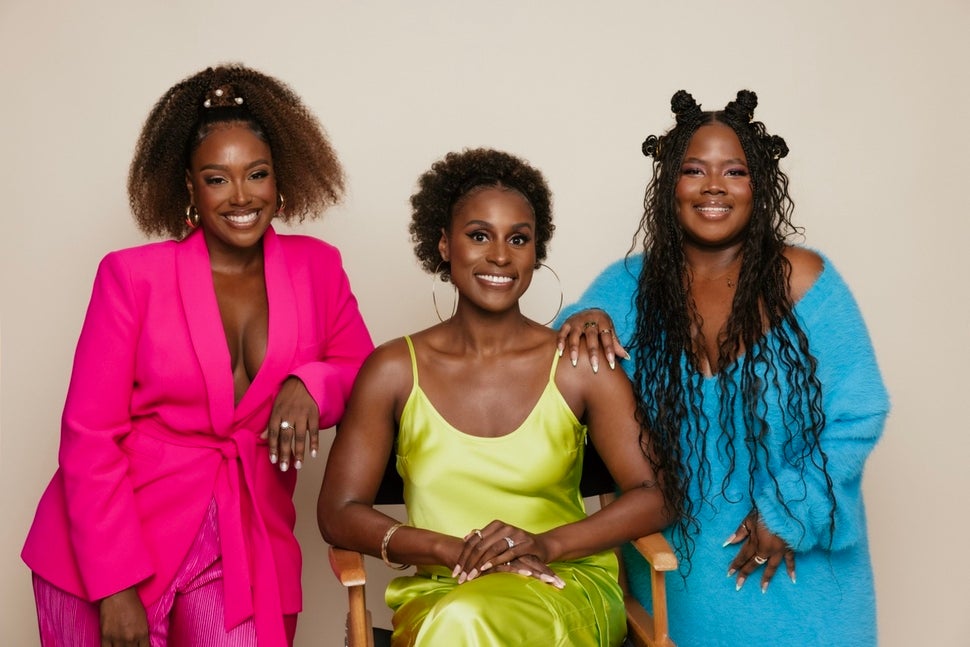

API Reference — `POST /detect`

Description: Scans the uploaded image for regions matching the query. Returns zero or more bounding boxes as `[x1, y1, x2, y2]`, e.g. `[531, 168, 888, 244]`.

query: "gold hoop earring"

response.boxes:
[185, 204, 200, 229]
[536, 262, 563, 326]
[276, 193, 286, 216]
[431, 262, 457, 323]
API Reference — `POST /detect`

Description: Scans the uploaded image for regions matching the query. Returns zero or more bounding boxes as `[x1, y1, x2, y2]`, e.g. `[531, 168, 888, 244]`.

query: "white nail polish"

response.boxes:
[280, 461, 289, 472]
[270, 454, 278, 465]
[311, 448, 318, 458]
[294, 460, 303, 470]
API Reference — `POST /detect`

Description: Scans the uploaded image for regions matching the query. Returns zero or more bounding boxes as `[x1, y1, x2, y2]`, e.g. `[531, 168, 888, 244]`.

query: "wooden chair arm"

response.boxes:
[328, 545, 374, 647]
[628, 532, 678, 572]
[624, 532, 677, 647]
[329, 545, 368, 587]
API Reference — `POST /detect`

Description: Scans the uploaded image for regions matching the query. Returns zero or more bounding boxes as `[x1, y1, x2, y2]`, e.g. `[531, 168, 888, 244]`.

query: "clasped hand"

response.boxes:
[724, 508, 796, 593]
[452, 521, 565, 589]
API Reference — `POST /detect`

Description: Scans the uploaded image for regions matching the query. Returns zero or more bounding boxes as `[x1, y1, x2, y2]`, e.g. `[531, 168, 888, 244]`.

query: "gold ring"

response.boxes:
[473, 529, 483, 541]
[582, 321, 598, 330]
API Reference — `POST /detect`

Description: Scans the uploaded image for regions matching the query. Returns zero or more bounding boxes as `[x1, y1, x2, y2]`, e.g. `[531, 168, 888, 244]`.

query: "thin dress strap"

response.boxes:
[404, 335, 419, 388]
[547, 346, 561, 383]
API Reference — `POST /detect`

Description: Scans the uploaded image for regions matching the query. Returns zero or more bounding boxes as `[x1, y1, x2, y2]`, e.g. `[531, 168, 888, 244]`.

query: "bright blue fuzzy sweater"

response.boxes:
[561, 252, 889, 647]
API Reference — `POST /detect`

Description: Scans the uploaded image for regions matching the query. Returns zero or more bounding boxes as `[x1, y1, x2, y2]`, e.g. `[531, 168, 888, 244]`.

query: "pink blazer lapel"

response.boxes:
[233, 226, 298, 424]
[175, 229, 235, 435]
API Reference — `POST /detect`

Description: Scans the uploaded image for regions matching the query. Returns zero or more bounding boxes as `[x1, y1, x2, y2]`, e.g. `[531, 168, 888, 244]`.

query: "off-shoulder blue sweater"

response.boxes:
[561, 252, 889, 647]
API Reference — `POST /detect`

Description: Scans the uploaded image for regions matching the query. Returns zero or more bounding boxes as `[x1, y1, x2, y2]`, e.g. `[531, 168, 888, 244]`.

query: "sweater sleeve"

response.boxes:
[288, 250, 373, 430]
[753, 261, 890, 552]
[557, 255, 643, 351]
[59, 253, 154, 599]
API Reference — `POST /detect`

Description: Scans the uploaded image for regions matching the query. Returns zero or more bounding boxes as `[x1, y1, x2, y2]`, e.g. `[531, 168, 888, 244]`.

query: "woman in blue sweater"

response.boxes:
[558, 90, 889, 646]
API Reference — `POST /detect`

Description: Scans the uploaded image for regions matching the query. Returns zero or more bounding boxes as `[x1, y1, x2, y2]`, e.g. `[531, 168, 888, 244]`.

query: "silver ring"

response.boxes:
[280, 421, 294, 431]
[753, 555, 767, 565]
[473, 529, 483, 541]
[504, 536, 515, 549]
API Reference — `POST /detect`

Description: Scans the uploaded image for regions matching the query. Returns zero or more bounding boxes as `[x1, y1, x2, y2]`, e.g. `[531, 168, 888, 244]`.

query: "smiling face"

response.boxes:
[674, 122, 753, 251]
[438, 186, 537, 317]
[185, 122, 277, 259]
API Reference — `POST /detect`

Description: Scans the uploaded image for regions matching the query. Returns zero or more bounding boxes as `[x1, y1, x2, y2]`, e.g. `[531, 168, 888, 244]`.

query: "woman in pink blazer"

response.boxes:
[22, 64, 373, 647]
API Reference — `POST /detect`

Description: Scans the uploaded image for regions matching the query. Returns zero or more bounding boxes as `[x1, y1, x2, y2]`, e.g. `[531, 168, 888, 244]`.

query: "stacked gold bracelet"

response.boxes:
[381, 522, 410, 570]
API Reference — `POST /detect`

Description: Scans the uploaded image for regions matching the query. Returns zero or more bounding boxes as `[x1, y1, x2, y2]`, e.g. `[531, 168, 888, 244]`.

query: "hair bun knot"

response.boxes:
[670, 90, 702, 125]
[767, 134, 789, 160]
[642, 135, 661, 158]
[725, 90, 758, 122]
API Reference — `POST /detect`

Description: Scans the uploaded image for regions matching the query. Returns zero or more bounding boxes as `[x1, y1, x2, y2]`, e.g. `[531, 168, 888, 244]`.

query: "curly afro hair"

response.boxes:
[128, 63, 345, 239]
[409, 148, 554, 279]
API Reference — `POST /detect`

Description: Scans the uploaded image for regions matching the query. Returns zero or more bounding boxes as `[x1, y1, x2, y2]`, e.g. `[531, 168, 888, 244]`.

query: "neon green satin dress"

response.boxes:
[384, 337, 626, 647]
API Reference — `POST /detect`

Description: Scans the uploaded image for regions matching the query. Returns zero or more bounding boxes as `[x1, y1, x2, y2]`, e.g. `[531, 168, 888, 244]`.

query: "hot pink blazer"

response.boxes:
[22, 226, 373, 645]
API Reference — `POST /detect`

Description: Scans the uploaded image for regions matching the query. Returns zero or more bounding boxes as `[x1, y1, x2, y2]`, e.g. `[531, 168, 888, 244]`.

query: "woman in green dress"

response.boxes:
[318, 148, 679, 646]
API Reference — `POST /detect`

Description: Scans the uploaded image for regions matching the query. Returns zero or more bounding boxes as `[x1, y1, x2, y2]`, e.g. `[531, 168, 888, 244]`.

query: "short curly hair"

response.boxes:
[128, 63, 345, 238]
[409, 148, 554, 279]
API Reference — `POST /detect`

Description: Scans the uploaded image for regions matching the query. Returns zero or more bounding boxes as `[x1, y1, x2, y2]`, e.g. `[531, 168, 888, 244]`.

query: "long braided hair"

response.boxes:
[634, 90, 835, 563]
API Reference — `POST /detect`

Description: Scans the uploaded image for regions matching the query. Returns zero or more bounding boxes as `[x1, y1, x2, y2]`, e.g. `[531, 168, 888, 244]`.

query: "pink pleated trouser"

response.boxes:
[32, 501, 297, 647]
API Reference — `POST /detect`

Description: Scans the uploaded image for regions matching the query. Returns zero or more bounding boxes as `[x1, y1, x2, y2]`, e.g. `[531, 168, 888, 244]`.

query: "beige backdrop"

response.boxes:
[2, 1, 967, 645]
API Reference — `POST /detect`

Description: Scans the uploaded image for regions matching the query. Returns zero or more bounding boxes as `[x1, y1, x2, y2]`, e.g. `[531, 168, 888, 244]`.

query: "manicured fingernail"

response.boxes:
[518, 569, 532, 576]
[540, 574, 554, 583]
[790, 573, 797, 584]
[451, 564, 461, 578]
[557, 345, 563, 357]
[555, 577, 565, 589]
[761, 582, 769, 594]
[311, 448, 318, 458]
[270, 453, 278, 465]
[294, 459, 303, 470]
[735, 577, 746, 591]
[458, 571, 467, 583]
[481, 562, 492, 571]
[571, 356, 578, 367]
[280, 461, 289, 472]
[726, 568, 736, 577]
[608, 358, 615, 370]
[722, 533, 736, 547]
[591, 358, 599, 374]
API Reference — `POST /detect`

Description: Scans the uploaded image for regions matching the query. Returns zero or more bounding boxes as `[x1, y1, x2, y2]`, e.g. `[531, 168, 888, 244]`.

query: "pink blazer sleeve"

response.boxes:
[285, 241, 373, 429]
[59, 252, 154, 598]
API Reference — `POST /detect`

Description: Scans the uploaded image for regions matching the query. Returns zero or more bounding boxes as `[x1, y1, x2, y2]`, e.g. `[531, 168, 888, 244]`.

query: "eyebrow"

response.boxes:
[199, 158, 272, 172]
[682, 157, 748, 166]
[463, 219, 534, 230]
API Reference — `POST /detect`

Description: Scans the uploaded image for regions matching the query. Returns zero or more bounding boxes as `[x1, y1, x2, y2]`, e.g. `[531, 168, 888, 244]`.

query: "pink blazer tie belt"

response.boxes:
[138, 420, 288, 647]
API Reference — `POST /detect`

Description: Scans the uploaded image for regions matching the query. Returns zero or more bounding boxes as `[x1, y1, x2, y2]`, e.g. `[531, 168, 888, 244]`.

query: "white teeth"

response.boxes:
[225, 211, 259, 225]
[478, 274, 513, 284]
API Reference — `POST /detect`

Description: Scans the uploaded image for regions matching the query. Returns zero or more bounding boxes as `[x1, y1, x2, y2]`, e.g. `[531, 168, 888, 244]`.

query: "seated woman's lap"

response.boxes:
[388, 564, 625, 647]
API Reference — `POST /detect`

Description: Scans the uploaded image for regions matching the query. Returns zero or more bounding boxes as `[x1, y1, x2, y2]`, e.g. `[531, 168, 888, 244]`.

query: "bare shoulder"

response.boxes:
[784, 246, 824, 303]
[355, 336, 413, 388]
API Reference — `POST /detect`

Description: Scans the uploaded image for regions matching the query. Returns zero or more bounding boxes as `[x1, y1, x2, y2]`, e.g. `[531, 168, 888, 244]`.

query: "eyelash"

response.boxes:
[467, 232, 531, 245]
[202, 169, 270, 185]
[681, 167, 748, 177]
